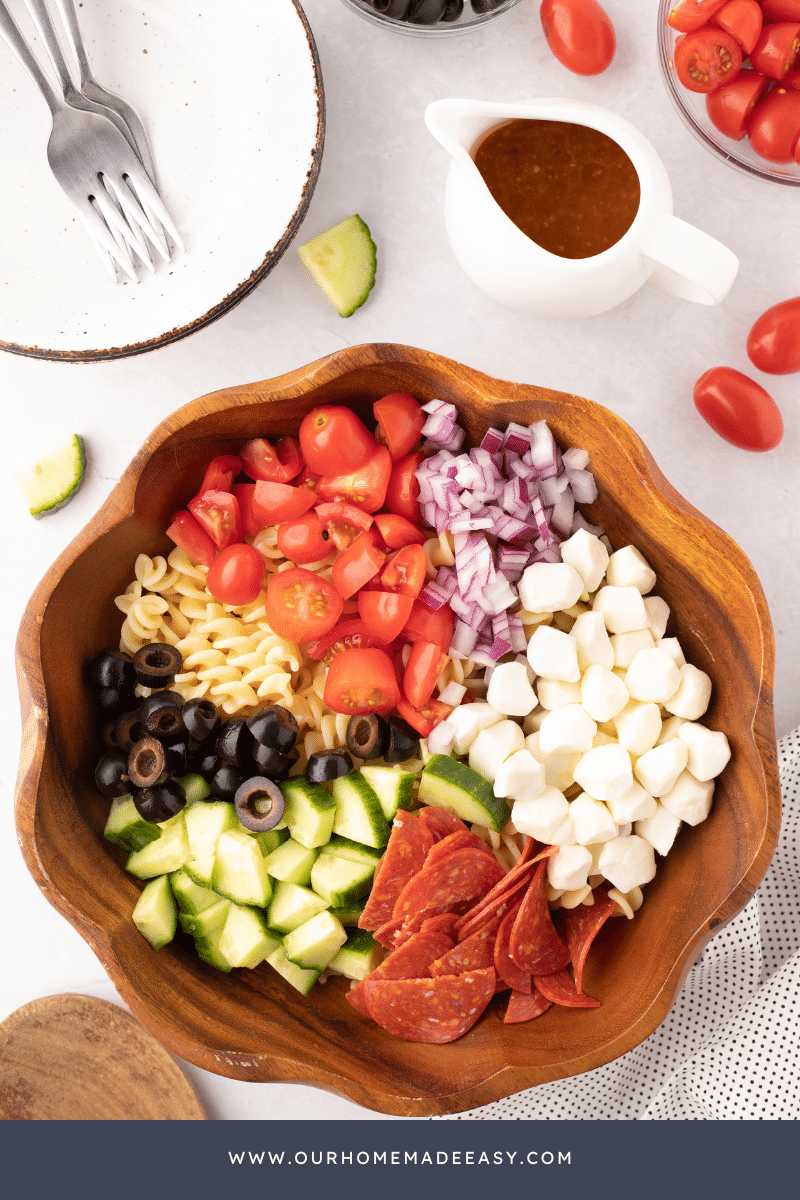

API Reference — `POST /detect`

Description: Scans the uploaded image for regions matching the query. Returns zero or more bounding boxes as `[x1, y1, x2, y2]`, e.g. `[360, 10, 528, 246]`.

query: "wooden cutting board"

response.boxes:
[0, 994, 206, 1120]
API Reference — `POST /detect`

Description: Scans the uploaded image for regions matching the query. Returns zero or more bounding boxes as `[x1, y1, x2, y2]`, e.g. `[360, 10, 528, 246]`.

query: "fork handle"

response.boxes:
[0, 1, 61, 116]
[21, 0, 79, 100]
[52, 0, 90, 85]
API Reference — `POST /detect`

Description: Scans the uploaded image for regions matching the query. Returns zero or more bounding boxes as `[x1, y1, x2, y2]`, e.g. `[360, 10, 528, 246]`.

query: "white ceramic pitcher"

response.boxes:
[425, 97, 739, 320]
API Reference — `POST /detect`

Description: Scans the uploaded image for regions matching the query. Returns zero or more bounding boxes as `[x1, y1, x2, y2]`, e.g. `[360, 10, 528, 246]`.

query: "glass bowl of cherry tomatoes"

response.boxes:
[340, 0, 522, 36]
[658, 0, 800, 185]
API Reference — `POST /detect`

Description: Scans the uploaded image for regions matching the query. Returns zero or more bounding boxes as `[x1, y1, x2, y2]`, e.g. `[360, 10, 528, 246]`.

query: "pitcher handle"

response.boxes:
[642, 211, 738, 306]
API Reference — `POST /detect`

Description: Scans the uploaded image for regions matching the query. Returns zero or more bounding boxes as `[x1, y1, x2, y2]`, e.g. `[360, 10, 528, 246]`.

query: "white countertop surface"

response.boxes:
[1, 0, 797, 1121]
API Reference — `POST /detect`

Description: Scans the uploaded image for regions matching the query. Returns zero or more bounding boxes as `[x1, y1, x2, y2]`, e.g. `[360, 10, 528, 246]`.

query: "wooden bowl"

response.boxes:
[15, 343, 780, 1115]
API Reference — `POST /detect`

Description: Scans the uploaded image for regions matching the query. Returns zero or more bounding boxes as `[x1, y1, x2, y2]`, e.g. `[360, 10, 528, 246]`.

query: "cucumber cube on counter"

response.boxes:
[263, 837, 319, 885]
[104, 795, 162, 853]
[281, 778, 336, 849]
[212, 830, 271, 907]
[220, 905, 281, 970]
[331, 772, 389, 848]
[328, 929, 382, 981]
[283, 911, 347, 971]
[310, 854, 375, 908]
[132, 875, 177, 949]
[268, 880, 329, 934]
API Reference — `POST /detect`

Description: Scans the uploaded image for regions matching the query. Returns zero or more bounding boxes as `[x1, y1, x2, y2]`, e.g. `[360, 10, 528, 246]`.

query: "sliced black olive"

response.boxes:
[128, 735, 168, 789]
[134, 780, 186, 824]
[216, 717, 253, 766]
[88, 649, 136, 694]
[345, 713, 389, 760]
[101, 719, 120, 750]
[113, 709, 144, 754]
[195, 748, 221, 779]
[305, 748, 353, 784]
[182, 697, 221, 742]
[133, 643, 183, 689]
[210, 763, 244, 802]
[246, 705, 299, 755]
[95, 750, 131, 799]
[164, 739, 192, 776]
[234, 777, 286, 833]
[407, 0, 447, 22]
[470, 0, 505, 11]
[97, 686, 130, 710]
[442, 0, 464, 18]
[250, 741, 297, 781]
[384, 715, 420, 763]
[141, 700, 185, 744]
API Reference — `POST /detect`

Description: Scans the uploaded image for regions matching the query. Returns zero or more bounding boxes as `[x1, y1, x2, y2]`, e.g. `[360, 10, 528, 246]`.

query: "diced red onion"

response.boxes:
[481, 575, 518, 615]
[507, 613, 527, 653]
[562, 447, 590, 471]
[566, 468, 598, 505]
[570, 512, 605, 538]
[503, 422, 532, 454]
[480, 427, 504, 455]
[418, 582, 449, 610]
[450, 620, 480, 657]
[421, 399, 456, 417]
[529, 420, 560, 478]
[550, 490, 575, 538]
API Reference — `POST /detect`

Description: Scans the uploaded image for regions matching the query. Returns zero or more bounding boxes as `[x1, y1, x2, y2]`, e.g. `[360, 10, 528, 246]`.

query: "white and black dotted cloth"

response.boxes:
[440, 728, 800, 1120]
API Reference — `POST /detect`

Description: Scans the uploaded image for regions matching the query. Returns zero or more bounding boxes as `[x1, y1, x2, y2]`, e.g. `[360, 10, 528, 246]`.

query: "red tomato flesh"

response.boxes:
[401, 598, 455, 649]
[331, 530, 387, 600]
[299, 406, 377, 475]
[323, 647, 400, 715]
[385, 451, 424, 524]
[747, 296, 800, 374]
[358, 590, 415, 644]
[265, 568, 344, 642]
[315, 501, 373, 550]
[675, 28, 743, 92]
[188, 489, 242, 550]
[668, 0, 728, 32]
[206, 544, 265, 607]
[403, 640, 448, 710]
[539, 0, 616, 76]
[706, 68, 769, 138]
[315, 445, 392, 513]
[252, 481, 317, 525]
[762, 0, 800, 17]
[749, 22, 800, 81]
[373, 512, 427, 549]
[276, 512, 331, 564]
[396, 697, 452, 738]
[231, 484, 261, 538]
[241, 437, 303, 484]
[380, 543, 428, 598]
[306, 618, 388, 663]
[197, 455, 241, 496]
[693, 366, 783, 450]
[166, 510, 217, 568]
[714, 0, 762, 55]
[747, 87, 800, 159]
[373, 393, 426, 461]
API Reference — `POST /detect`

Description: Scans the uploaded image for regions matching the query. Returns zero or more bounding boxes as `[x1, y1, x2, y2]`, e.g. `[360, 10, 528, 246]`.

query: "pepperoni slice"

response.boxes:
[371, 915, 407, 948]
[346, 929, 455, 1017]
[563, 888, 619, 994]
[362, 968, 496, 1043]
[455, 839, 546, 935]
[504, 985, 553, 1024]
[430, 924, 497, 975]
[393, 847, 506, 922]
[494, 902, 531, 993]
[359, 810, 435, 931]
[417, 806, 468, 842]
[456, 869, 535, 943]
[420, 912, 462, 938]
[509, 859, 570, 975]
[534, 968, 600, 1008]
[424, 828, 495, 869]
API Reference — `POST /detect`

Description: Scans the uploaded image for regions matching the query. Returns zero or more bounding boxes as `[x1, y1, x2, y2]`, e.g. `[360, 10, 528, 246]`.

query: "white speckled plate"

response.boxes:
[0, 0, 323, 361]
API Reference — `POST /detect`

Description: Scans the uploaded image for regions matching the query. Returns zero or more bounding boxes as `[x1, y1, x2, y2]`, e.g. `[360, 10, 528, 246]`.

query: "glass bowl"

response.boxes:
[340, 0, 522, 37]
[657, 0, 800, 186]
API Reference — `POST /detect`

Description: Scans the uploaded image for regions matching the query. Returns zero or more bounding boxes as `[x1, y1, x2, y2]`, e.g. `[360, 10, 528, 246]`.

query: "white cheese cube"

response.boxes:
[468, 719, 525, 781]
[493, 749, 547, 801]
[635, 804, 682, 856]
[526, 733, 584, 792]
[536, 678, 582, 710]
[644, 595, 670, 639]
[550, 814, 577, 846]
[625, 648, 681, 703]
[581, 664, 629, 722]
[612, 701, 662, 757]
[569, 793, 619, 845]
[512, 785, 569, 842]
[526, 625, 581, 683]
[573, 742, 633, 803]
[660, 770, 715, 826]
[608, 781, 658, 824]
[486, 661, 537, 717]
[547, 844, 593, 892]
[676, 723, 731, 781]
[571, 610, 615, 671]
[592, 586, 649, 635]
[559, 528, 609, 595]
[598, 835, 656, 892]
[656, 637, 686, 667]
[467, 702, 506, 734]
[518, 562, 584, 614]
[605, 545, 657, 595]
[663, 664, 713, 720]
[611, 628, 655, 669]
[443, 706, 482, 755]
[538, 704, 597, 755]
[657, 715, 687, 745]
[634, 738, 689, 797]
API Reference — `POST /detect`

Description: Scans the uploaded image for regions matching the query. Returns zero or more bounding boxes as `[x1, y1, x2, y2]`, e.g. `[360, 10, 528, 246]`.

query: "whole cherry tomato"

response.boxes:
[539, 0, 615, 76]
[323, 647, 400, 715]
[373, 393, 425, 461]
[693, 367, 783, 451]
[749, 22, 800, 81]
[747, 297, 800, 374]
[265, 567, 343, 642]
[276, 512, 331, 564]
[747, 87, 800, 160]
[714, 0, 762, 56]
[675, 28, 743, 92]
[206, 544, 265, 607]
[299, 406, 376, 475]
[668, 0, 728, 32]
[706, 68, 769, 139]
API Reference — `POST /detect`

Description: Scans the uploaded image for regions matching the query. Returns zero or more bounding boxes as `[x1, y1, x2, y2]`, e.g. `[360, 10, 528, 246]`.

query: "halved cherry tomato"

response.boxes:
[714, 0, 762, 56]
[385, 450, 424, 524]
[373, 512, 427, 549]
[401, 598, 455, 649]
[197, 455, 241, 496]
[295, 465, 321, 493]
[762, 0, 800, 20]
[747, 86, 800, 159]
[241, 437, 303, 483]
[206, 544, 265, 607]
[747, 296, 800, 374]
[265, 567, 343, 642]
[693, 366, 783, 451]
[373, 393, 425, 461]
[358, 590, 414, 644]
[749, 22, 800, 81]
[276, 512, 331, 564]
[323, 647, 400, 715]
[396, 697, 452, 738]
[403, 640, 448, 710]
[316, 445, 392, 513]
[381, 543, 428, 598]
[306, 618, 387, 663]
[188, 489, 242, 550]
[706, 68, 770, 139]
[231, 483, 260, 537]
[331, 530, 387, 600]
[166, 510, 217, 568]
[299, 406, 376, 475]
[251, 481, 317, 525]
[315, 501, 373, 550]
[540, 0, 615, 76]
[675, 28, 742, 92]
[667, 0, 728, 32]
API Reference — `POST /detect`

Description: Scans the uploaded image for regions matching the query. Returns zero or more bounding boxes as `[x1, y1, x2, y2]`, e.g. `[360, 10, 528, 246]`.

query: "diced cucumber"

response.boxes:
[125, 812, 190, 879]
[283, 911, 347, 971]
[169, 868, 219, 915]
[194, 926, 233, 973]
[103, 795, 161, 853]
[267, 944, 320, 995]
[419, 754, 512, 832]
[17, 433, 86, 518]
[184, 800, 238, 860]
[297, 214, 377, 318]
[281, 777, 336, 849]
[212, 830, 271, 907]
[178, 898, 231, 940]
[220, 905, 281, 970]
[184, 855, 215, 888]
[263, 837, 318, 885]
[317, 835, 382, 868]
[268, 880, 329, 934]
[174, 773, 212, 804]
[331, 772, 389, 849]
[132, 875, 177, 949]
[252, 827, 289, 857]
[359, 765, 416, 820]
[328, 929, 382, 981]
[310, 854, 375, 908]
[329, 900, 366, 927]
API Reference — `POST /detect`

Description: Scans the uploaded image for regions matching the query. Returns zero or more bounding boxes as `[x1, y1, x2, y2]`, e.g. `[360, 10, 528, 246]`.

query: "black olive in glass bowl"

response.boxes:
[181, 697, 221, 743]
[234, 777, 286, 833]
[95, 750, 131, 800]
[133, 643, 183, 689]
[216, 717, 253, 767]
[306, 748, 353, 784]
[134, 780, 187, 824]
[246, 705, 299, 756]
